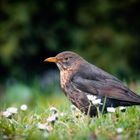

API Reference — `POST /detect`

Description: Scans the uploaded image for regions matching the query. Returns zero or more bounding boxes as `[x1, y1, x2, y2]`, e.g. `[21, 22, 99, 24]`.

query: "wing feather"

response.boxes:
[72, 64, 140, 103]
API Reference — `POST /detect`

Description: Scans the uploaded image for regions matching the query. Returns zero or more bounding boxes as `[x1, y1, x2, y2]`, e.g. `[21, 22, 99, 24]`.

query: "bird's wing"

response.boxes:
[72, 70, 140, 103]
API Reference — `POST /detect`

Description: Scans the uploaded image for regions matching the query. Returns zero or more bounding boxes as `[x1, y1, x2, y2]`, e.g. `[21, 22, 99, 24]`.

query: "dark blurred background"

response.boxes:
[0, 0, 140, 104]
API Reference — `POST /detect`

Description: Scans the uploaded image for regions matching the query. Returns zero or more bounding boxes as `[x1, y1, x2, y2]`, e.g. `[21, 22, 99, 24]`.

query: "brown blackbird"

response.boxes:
[44, 51, 140, 116]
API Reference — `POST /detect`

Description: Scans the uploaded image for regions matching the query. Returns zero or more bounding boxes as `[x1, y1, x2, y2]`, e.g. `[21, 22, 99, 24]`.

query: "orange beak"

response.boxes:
[44, 57, 58, 63]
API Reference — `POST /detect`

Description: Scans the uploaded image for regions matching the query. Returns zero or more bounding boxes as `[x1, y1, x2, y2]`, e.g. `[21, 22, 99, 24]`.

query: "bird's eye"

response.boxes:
[65, 57, 69, 61]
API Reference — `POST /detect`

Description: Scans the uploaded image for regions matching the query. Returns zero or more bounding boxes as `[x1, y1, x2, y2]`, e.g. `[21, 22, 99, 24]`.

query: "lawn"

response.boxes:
[0, 83, 140, 140]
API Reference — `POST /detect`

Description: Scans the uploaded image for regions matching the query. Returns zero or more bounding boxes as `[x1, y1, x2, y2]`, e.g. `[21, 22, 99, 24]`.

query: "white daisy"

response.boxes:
[92, 98, 102, 105]
[119, 106, 126, 111]
[87, 95, 96, 101]
[60, 112, 67, 117]
[116, 128, 123, 133]
[50, 107, 57, 114]
[6, 107, 18, 114]
[2, 111, 12, 118]
[47, 114, 58, 123]
[37, 123, 47, 130]
[87, 94, 102, 105]
[107, 107, 116, 113]
[20, 104, 28, 111]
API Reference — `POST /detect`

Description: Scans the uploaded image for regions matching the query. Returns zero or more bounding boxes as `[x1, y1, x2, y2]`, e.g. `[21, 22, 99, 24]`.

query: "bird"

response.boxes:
[44, 51, 140, 116]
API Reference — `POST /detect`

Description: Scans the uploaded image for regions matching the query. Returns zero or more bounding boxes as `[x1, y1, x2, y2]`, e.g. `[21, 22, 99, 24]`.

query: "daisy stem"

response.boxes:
[87, 102, 91, 116]
[96, 106, 100, 118]
[101, 96, 107, 114]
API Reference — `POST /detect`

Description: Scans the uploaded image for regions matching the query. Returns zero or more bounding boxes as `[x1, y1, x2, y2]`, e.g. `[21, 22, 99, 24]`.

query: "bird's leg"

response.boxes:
[96, 106, 100, 118]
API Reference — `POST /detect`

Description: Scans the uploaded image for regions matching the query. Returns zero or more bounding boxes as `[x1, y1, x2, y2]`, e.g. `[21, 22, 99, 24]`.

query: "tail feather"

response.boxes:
[127, 90, 140, 104]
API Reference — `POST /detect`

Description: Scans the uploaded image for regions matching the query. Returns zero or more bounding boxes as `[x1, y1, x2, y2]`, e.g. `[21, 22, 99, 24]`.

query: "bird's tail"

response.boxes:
[127, 90, 140, 105]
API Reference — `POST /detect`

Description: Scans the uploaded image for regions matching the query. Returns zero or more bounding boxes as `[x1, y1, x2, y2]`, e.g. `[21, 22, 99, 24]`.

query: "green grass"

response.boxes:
[0, 84, 140, 140]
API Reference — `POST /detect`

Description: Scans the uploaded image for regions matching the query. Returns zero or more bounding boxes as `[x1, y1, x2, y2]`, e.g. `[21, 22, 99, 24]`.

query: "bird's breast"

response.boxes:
[60, 70, 73, 89]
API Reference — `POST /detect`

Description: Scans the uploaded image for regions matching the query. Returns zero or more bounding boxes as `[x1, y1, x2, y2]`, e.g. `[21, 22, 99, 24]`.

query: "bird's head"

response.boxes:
[44, 51, 83, 71]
